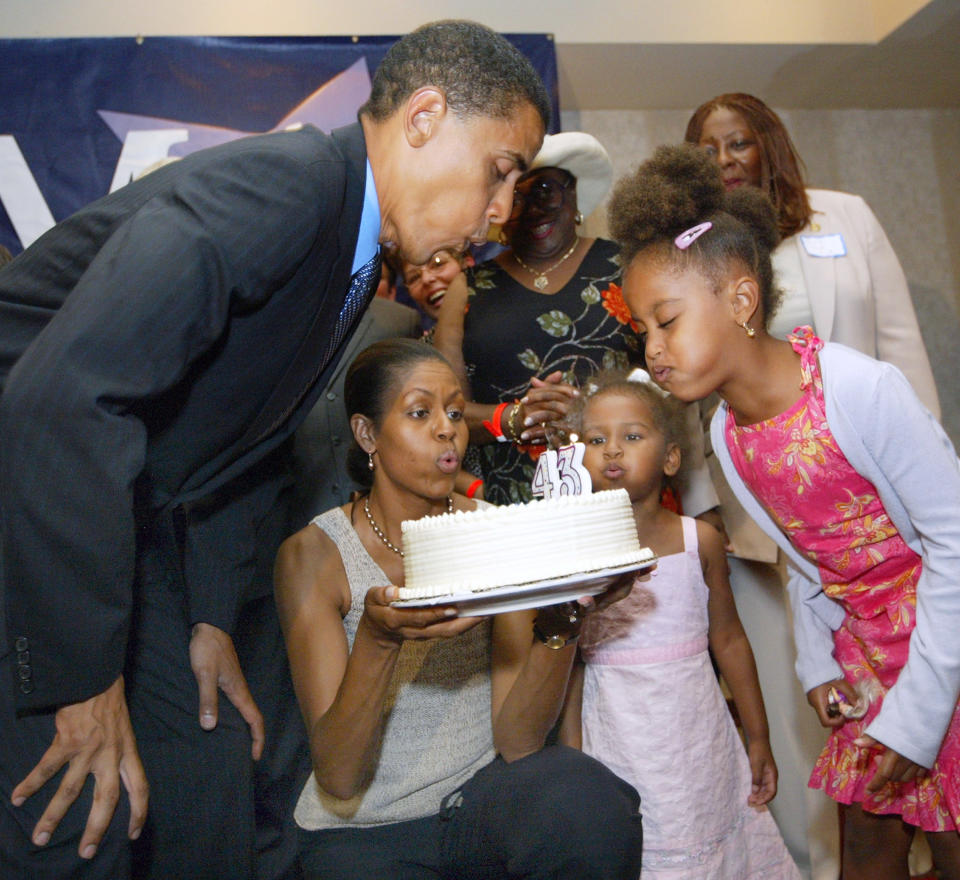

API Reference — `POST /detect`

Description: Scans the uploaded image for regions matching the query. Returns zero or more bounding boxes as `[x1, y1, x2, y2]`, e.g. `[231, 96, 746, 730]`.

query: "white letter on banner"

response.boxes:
[109, 129, 189, 193]
[0, 136, 56, 249]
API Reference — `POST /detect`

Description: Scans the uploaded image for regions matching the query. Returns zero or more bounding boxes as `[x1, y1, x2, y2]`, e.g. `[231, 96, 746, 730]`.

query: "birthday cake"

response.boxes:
[398, 489, 654, 600]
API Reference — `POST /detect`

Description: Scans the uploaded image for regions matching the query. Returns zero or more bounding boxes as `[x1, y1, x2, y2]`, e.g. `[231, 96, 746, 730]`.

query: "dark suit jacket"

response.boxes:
[0, 122, 370, 712]
[289, 297, 421, 527]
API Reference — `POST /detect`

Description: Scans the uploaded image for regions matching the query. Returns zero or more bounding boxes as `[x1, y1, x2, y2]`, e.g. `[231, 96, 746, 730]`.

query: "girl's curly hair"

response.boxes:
[607, 143, 782, 323]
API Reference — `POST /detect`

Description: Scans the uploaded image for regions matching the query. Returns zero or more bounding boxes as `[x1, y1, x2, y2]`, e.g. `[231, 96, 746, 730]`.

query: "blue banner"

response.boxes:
[0, 35, 559, 255]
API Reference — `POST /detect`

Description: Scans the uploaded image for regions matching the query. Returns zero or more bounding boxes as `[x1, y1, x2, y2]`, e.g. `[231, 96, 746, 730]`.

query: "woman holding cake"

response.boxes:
[274, 339, 642, 879]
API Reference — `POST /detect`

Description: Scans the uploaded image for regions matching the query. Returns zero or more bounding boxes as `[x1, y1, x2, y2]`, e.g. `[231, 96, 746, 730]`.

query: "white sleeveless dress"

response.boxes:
[580, 516, 800, 879]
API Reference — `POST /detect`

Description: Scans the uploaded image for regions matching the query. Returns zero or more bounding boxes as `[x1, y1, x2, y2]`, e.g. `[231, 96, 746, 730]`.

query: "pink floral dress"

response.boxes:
[725, 326, 960, 831]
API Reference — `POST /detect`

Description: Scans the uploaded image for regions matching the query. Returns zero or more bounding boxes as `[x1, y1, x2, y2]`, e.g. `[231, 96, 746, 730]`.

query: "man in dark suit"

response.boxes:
[0, 20, 547, 879]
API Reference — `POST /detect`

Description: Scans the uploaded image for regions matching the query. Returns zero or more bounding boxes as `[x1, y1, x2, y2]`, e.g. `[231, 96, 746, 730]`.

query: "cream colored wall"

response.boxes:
[0, 0, 927, 42]
[568, 106, 960, 444]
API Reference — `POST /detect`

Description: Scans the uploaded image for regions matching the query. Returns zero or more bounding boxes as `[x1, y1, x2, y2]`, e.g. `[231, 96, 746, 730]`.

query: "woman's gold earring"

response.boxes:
[738, 320, 756, 338]
[368, 452, 375, 471]
[498, 228, 508, 246]
[574, 211, 584, 225]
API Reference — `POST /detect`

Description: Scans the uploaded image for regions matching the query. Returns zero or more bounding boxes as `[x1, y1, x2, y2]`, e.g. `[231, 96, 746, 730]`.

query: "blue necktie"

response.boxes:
[321, 249, 382, 367]
[254, 249, 382, 443]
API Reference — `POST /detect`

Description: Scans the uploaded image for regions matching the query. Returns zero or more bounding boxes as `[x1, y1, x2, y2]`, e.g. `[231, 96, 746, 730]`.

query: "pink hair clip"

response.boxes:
[674, 221, 712, 250]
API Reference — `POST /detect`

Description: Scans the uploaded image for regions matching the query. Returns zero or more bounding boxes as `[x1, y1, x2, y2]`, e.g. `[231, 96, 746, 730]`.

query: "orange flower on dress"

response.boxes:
[518, 443, 547, 462]
[601, 283, 638, 332]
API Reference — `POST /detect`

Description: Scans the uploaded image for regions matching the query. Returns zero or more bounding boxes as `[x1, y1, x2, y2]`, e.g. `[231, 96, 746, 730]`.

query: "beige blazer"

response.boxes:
[708, 188, 941, 561]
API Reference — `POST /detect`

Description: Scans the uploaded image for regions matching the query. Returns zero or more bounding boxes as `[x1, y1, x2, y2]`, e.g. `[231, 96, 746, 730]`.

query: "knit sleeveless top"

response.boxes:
[294, 506, 496, 830]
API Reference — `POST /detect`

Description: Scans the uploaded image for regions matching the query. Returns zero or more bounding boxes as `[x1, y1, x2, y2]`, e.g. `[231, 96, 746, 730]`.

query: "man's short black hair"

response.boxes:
[361, 20, 551, 130]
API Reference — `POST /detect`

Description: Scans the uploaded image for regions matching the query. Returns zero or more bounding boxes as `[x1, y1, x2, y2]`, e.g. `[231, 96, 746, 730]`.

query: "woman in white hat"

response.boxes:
[433, 132, 643, 505]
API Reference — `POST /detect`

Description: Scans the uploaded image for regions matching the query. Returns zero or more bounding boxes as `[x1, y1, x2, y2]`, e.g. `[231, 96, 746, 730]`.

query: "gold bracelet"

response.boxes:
[507, 400, 522, 443]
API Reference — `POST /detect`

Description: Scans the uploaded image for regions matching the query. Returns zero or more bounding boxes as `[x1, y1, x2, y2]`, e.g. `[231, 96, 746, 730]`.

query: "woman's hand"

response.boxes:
[517, 371, 579, 444]
[362, 585, 482, 646]
[807, 678, 859, 727]
[590, 569, 640, 613]
[746, 738, 778, 806]
[856, 736, 923, 792]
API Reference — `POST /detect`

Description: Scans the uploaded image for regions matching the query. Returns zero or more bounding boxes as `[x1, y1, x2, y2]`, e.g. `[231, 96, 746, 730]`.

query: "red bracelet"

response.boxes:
[465, 478, 483, 499]
[482, 401, 510, 442]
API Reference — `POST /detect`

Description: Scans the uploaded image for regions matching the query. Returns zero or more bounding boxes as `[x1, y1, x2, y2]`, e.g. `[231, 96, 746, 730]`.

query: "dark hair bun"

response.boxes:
[608, 144, 724, 254]
[725, 186, 780, 253]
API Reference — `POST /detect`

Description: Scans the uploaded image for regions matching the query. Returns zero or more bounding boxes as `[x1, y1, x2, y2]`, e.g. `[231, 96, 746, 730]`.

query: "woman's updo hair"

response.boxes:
[343, 338, 454, 488]
[607, 143, 783, 324]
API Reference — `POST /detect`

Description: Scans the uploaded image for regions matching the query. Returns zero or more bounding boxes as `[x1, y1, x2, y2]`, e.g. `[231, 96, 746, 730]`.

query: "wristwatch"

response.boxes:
[533, 622, 579, 650]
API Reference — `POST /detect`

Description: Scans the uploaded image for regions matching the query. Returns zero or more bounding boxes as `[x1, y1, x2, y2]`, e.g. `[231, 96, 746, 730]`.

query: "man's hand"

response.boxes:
[189, 623, 264, 760]
[11, 676, 148, 859]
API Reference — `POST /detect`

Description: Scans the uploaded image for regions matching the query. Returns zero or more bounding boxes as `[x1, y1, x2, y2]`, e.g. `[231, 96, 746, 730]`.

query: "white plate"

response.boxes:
[390, 557, 657, 616]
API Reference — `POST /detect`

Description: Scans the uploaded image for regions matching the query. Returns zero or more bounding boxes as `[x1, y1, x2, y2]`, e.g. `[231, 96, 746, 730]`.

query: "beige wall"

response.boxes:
[566, 107, 960, 445]
[0, 0, 928, 43]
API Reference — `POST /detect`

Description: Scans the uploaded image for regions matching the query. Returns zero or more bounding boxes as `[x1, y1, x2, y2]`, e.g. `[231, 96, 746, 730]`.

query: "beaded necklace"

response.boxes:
[363, 495, 454, 557]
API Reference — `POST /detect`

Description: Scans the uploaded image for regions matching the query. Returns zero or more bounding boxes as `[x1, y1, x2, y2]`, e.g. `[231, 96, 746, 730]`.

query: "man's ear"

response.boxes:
[403, 86, 448, 148]
[351, 413, 376, 453]
[663, 442, 682, 478]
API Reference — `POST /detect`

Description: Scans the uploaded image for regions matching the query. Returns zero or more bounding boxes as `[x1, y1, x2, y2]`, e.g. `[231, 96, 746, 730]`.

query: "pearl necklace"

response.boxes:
[363, 495, 454, 557]
[513, 238, 579, 291]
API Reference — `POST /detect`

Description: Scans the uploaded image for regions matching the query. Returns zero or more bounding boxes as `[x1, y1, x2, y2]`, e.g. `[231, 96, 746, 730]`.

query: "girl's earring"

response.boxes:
[574, 211, 584, 225]
[497, 228, 508, 246]
[368, 452, 375, 471]
[738, 320, 756, 338]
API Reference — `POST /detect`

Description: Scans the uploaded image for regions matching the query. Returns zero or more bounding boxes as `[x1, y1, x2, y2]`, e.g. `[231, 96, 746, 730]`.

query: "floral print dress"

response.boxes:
[462, 238, 640, 505]
[725, 327, 959, 831]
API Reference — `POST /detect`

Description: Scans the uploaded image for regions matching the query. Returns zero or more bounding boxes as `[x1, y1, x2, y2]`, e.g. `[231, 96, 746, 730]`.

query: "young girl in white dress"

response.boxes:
[559, 372, 800, 879]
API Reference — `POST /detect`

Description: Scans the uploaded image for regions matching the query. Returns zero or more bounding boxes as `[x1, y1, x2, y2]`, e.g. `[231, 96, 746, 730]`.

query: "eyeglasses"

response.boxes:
[510, 175, 573, 219]
[403, 249, 463, 286]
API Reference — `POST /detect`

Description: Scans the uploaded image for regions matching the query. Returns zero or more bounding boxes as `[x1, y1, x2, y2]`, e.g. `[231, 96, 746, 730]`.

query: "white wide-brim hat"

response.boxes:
[530, 131, 613, 219]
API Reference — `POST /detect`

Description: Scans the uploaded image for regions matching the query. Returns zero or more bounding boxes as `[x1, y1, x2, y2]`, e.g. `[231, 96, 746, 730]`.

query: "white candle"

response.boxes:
[531, 441, 593, 499]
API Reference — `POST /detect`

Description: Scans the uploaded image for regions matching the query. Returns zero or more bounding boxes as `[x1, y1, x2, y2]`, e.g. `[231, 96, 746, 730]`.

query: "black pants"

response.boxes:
[0, 670, 134, 880]
[0, 548, 306, 880]
[299, 745, 643, 880]
[127, 562, 307, 880]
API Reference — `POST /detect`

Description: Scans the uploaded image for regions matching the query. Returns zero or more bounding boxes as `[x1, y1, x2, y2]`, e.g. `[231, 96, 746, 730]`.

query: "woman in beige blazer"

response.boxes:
[684, 92, 941, 880]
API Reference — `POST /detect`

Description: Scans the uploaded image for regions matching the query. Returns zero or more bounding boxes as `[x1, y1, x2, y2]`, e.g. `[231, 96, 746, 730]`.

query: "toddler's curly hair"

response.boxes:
[608, 144, 783, 323]
[568, 369, 689, 491]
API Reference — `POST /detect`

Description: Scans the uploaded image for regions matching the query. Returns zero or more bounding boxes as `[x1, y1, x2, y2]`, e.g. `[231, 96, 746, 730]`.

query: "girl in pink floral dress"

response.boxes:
[607, 143, 960, 880]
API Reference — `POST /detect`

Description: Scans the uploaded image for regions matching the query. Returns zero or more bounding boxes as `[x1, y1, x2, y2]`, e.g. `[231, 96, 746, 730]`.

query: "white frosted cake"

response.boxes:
[398, 489, 653, 600]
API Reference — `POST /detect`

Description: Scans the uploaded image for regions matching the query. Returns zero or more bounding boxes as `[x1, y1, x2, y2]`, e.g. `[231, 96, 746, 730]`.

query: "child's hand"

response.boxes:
[746, 739, 778, 806]
[807, 678, 858, 728]
[855, 735, 924, 792]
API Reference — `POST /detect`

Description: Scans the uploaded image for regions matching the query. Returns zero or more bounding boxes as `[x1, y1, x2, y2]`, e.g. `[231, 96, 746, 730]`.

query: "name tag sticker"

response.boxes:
[801, 233, 847, 258]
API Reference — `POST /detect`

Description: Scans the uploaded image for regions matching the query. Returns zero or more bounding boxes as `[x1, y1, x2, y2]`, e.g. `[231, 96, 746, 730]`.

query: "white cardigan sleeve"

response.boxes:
[824, 349, 960, 767]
